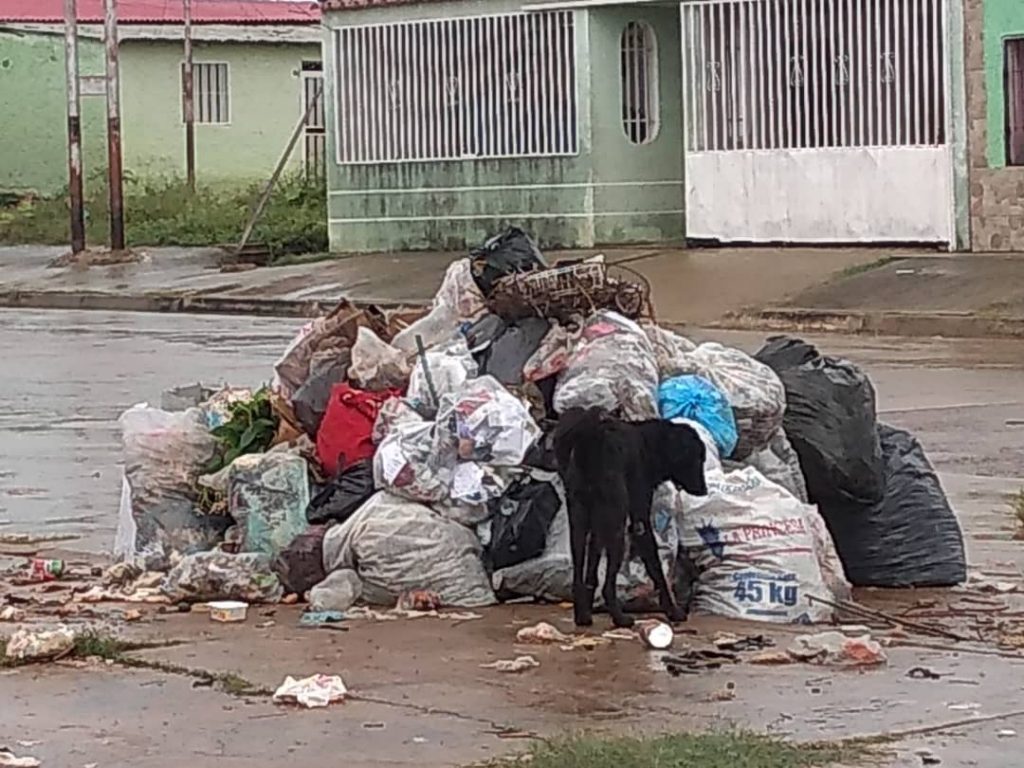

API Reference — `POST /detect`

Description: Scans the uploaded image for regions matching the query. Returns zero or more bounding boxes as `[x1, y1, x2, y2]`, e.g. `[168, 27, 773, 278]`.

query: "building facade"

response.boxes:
[0, 1, 323, 196]
[964, 0, 1024, 251]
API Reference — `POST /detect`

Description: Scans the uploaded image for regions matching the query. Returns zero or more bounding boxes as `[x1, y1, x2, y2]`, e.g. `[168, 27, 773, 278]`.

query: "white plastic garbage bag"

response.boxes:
[679, 467, 849, 624]
[348, 327, 410, 391]
[687, 343, 786, 459]
[643, 324, 699, 379]
[322, 492, 496, 607]
[553, 311, 659, 420]
[116, 404, 226, 570]
[438, 375, 540, 466]
[392, 260, 487, 353]
[373, 418, 457, 503]
[371, 397, 424, 445]
[522, 323, 579, 382]
[407, 338, 479, 410]
[161, 550, 284, 603]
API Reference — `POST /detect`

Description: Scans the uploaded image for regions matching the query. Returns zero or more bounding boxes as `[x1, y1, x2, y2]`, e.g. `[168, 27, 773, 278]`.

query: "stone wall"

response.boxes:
[966, 0, 1024, 251]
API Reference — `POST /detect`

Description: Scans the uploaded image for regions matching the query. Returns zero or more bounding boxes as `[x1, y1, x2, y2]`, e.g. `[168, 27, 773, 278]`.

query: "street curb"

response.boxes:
[715, 307, 1024, 340]
[0, 290, 430, 318]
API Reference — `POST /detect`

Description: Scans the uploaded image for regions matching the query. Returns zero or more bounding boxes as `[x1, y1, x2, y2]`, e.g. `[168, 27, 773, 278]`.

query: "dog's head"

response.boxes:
[660, 422, 709, 496]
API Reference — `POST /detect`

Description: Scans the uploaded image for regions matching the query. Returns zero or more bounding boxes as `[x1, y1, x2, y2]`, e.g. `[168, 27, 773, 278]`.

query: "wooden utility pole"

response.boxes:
[103, 0, 125, 251]
[183, 0, 196, 191]
[63, 0, 86, 254]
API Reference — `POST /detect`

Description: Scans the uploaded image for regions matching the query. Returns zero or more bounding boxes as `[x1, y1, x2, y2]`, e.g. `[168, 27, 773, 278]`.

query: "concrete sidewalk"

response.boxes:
[0, 244, 888, 327]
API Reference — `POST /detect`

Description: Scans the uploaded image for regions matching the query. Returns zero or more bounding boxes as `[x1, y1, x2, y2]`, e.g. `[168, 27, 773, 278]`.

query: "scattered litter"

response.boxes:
[787, 632, 887, 667]
[711, 632, 774, 652]
[515, 622, 570, 645]
[0, 606, 26, 622]
[663, 648, 739, 676]
[0, 749, 41, 768]
[299, 611, 346, 628]
[946, 702, 981, 712]
[602, 628, 639, 642]
[28, 558, 65, 582]
[480, 656, 540, 673]
[362, 722, 386, 730]
[5, 626, 76, 662]
[747, 650, 794, 665]
[272, 674, 348, 708]
[208, 600, 249, 623]
[559, 636, 610, 652]
[996, 729, 1017, 738]
[636, 620, 674, 650]
[397, 590, 443, 612]
[705, 681, 737, 702]
[907, 666, 942, 680]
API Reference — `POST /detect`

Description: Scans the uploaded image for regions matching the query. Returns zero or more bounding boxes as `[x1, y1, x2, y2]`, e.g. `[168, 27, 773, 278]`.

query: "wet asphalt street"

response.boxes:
[0, 310, 302, 552]
[2, 308, 1024, 566]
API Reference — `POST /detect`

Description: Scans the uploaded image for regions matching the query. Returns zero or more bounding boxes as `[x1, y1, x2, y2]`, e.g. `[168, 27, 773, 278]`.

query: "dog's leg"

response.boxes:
[634, 523, 687, 623]
[602, 531, 633, 628]
[569, 505, 595, 627]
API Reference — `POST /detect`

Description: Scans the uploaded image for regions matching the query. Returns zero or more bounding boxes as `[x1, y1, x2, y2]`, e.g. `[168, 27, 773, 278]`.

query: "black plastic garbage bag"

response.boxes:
[293, 352, 350, 437]
[272, 525, 328, 596]
[822, 424, 966, 587]
[469, 227, 547, 296]
[488, 476, 560, 570]
[306, 459, 374, 526]
[478, 318, 550, 385]
[755, 336, 884, 507]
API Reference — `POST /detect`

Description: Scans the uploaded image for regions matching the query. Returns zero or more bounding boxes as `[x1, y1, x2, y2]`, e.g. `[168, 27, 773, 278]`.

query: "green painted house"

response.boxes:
[322, 0, 973, 253]
[0, 0, 324, 197]
[964, 0, 1024, 250]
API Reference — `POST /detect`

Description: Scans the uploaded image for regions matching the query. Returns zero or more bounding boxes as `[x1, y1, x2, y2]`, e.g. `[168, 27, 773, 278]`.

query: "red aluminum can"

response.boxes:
[30, 559, 65, 582]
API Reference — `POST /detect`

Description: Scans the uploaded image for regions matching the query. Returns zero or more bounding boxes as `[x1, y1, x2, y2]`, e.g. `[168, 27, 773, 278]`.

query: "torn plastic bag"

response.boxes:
[755, 336, 884, 507]
[292, 351, 351, 438]
[322, 491, 496, 607]
[316, 383, 401, 478]
[477, 318, 551, 386]
[228, 452, 310, 558]
[643, 325, 698, 379]
[523, 322, 579, 383]
[469, 227, 547, 296]
[348, 327, 410, 392]
[309, 568, 363, 612]
[553, 311, 659, 420]
[392, 260, 487, 353]
[372, 397, 425, 444]
[273, 301, 388, 399]
[726, 429, 809, 503]
[272, 526, 328, 597]
[658, 375, 739, 458]
[437, 375, 541, 465]
[688, 343, 786, 460]
[679, 467, 849, 624]
[821, 424, 966, 588]
[373, 418, 458, 503]
[450, 462, 508, 507]
[488, 476, 560, 570]
[161, 551, 284, 603]
[116, 404, 229, 570]
[407, 338, 479, 412]
[306, 459, 375, 526]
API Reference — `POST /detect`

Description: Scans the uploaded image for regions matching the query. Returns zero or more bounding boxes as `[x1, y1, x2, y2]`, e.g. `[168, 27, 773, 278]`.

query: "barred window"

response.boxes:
[621, 22, 660, 144]
[181, 62, 230, 124]
[333, 11, 578, 164]
[1006, 39, 1024, 166]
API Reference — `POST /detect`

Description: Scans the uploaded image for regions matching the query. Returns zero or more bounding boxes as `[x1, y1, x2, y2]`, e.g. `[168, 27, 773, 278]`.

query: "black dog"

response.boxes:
[553, 408, 708, 628]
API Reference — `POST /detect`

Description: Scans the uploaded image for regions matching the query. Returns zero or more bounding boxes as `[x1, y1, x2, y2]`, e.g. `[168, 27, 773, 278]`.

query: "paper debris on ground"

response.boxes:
[5, 626, 76, 661]
[480, 656, 540, 673]
[559, 636, 611, 652]
[0, 749, 41, 768]
[272, 674, 348, 708]
[787, 632, 887, 667]
[515, 622, 570, 645]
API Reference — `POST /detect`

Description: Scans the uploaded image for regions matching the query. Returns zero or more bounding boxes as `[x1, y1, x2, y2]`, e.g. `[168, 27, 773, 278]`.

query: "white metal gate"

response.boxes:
[681, 0, 952, 243]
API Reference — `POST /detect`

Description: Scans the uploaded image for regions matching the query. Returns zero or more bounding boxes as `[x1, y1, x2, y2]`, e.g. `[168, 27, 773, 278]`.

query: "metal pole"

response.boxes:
[236, 82, 323, 253]
[183, 0, 196, 192]
[104, 0, 125, 251]
[63, 0, 86, 254]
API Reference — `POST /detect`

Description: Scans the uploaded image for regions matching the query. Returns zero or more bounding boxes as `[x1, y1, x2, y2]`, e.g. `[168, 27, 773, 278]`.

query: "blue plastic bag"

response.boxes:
[658, 375, 739, 457]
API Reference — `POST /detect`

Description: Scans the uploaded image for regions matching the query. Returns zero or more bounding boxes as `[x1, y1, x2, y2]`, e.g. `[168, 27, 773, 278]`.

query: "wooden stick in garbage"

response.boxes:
[807, 594, 973, 642]
[414, 334, 440, 407]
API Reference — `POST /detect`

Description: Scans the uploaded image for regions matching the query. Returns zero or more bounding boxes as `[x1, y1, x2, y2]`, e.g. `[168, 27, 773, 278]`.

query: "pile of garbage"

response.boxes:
[112, 227, 967, 625]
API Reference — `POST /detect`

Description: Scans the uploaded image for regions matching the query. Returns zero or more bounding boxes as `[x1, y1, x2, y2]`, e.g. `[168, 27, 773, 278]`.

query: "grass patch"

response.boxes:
[486, 732, 867, 768]
[1010, 488, 1024, 540]
[0, 172, 327, 258]
[836, 256, 899, 280]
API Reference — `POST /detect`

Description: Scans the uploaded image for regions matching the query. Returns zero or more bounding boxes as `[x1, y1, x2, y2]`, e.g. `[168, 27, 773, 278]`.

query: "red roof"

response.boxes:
[321, 0, 429, 8]
[0, 0, 321, 25]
